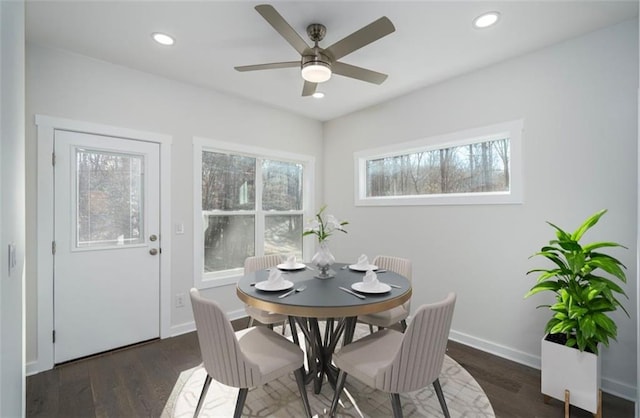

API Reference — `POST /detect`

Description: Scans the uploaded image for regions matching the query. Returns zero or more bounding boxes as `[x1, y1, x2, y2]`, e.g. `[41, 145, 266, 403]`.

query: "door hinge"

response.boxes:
[52, 241, 56, 255]
[52, 330, 56, 343]
[52, 152, 56, 166]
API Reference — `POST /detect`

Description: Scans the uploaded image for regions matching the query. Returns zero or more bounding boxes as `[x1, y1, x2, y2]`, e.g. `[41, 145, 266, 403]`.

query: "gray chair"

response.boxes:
[243, 255, 290, 328]
[330, 292, 457, 418]
[358, 255, 412, 332]
[189, 288, 312, 418]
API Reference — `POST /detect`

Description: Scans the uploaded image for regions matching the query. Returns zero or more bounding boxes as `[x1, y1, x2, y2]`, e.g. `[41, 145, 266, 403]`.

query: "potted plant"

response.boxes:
[303, 205, 348, 279]
[525, 209, 628, 416]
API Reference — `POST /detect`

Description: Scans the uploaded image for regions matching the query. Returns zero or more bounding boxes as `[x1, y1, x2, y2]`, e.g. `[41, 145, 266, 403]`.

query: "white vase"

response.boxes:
[541, 335, 601, 414]
[311, 241, 335, 279]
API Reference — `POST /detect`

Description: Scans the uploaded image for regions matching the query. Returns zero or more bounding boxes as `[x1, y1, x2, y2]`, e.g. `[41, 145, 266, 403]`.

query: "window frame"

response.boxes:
[193, 137, 315, 289]
[354, 119, 524, 206]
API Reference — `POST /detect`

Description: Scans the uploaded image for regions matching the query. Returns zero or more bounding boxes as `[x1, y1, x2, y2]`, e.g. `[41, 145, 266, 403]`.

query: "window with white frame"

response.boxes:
[193, 137, 314, 288]
[355, 120, 523, 206]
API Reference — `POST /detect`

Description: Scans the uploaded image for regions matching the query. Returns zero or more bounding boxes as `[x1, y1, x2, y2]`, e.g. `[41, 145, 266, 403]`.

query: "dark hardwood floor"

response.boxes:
[27, 319, 635, 418]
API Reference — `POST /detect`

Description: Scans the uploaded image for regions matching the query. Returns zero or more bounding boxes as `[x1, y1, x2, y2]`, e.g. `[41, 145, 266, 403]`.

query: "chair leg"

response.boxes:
[233, 388, 249, 418]
[400, 319, 407, 332]
[247, 317, 254, 328]
[389, 393, 403, 418]
[294, 367, 312, 418]
[193, 374, 212, 418]
[433, 378, 450, 418]
[329, 370, 348, 417]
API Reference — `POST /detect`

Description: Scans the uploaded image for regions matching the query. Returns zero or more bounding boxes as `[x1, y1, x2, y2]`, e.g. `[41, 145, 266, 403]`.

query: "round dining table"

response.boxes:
[236, 262, 412, 393]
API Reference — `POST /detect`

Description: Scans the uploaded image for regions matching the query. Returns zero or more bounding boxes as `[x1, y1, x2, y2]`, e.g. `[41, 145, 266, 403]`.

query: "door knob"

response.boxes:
[149, 248, 158, 256]
[149, 234, 158, 242]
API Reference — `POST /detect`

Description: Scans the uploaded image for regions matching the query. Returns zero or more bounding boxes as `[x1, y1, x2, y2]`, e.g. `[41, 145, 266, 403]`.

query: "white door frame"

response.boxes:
[32, 115, 172, 374]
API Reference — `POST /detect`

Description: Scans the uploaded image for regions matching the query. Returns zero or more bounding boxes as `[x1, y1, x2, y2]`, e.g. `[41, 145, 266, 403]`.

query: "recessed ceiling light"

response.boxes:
[473, 12, 500, 29]
[152, 32, 175, 46]
[312, 91, 325, 99]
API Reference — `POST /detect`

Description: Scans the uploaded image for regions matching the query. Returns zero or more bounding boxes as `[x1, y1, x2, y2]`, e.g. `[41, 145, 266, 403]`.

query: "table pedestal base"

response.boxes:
[291, 316, 358, 394]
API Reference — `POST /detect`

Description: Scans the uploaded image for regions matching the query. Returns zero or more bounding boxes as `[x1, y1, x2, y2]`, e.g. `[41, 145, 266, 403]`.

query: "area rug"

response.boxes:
[162, 324, 495, 418]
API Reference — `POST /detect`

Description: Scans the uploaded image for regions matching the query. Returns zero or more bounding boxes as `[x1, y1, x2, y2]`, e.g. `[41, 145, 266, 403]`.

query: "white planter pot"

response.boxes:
[541, 335, 601, 413]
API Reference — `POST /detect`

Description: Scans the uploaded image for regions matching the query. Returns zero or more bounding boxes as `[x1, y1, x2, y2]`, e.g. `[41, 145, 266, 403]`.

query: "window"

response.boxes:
[355, 120, 523, 206]
[193, 138, 314, 288]
[75, 148, 144, 248]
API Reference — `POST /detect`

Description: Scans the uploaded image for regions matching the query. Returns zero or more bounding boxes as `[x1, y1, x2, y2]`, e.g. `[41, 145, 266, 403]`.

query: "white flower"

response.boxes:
[302, 205, 349, 243]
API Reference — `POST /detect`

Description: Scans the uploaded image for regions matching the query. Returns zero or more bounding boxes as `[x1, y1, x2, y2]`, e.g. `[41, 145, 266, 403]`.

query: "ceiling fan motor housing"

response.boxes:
[306, 23, 327, 43]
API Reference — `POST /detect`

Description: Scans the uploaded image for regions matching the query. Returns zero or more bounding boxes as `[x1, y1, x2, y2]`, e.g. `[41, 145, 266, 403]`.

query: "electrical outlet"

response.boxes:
[175, 293, 185, 308]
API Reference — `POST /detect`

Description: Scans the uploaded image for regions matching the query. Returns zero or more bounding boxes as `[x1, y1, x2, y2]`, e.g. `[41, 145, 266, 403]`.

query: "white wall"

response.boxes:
[0, 0, 26, 416]
[25, 44, 323, 366]
[324, 19, 638, 399]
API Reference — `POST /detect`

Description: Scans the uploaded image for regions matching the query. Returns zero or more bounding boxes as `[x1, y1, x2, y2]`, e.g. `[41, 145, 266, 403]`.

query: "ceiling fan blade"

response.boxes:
[235, 61, 300, 72]
[255, 4, 309, 55]
[326, 16, 395, 61]
[332, 61, 388, 84]
[302, 81, 318, 96]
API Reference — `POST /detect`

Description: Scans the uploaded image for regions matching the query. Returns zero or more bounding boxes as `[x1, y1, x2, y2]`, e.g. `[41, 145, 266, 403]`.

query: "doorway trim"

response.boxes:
[31, 115, 172, 374]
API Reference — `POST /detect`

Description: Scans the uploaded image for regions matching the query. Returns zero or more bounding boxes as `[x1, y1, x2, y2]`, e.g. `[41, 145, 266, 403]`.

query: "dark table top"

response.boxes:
[236, 262, 412, 318]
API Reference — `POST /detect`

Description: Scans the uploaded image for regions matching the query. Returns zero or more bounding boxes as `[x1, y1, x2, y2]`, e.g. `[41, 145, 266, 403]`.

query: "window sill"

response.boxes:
[195, 274, 241, 290]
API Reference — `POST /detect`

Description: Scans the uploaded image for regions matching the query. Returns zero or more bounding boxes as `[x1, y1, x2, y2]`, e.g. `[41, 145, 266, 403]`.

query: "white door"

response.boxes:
[53, 130, 160, 363]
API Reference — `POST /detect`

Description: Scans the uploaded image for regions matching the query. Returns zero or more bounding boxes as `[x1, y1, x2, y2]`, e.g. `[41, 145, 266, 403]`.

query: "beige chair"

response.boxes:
[189, 288, 312, 418]
[358, 255, 412, 332]
[329, 293, 457, 418]
[243, 255, 289, 328]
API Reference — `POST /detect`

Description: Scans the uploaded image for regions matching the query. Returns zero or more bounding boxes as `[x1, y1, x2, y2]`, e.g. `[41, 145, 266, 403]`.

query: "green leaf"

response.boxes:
[583, 241, 627, 253]
[587, 276, 627, 295]
[571, 209, 607, 241]
[547, 222, 572, 241]
[578, 316, 596, 338]
[592, 313, 617, 334]
[587, 258, 627, 282]
[525, 281, 562, 298]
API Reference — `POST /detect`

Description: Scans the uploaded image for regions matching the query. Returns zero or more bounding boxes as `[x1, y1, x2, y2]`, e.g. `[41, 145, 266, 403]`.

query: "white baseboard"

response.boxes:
[449, 329, 637, 402]
[26, 360, 44, 377]
[169, 321, 196, 337]
[169, 309, 247, 338]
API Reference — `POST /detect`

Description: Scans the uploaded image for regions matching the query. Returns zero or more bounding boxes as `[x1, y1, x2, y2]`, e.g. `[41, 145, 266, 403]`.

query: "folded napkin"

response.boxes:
[265, 269, 285, 287]
[285, 254, 297, 268]
[356, 254, 369, 268]
[362, 269, 380, 289]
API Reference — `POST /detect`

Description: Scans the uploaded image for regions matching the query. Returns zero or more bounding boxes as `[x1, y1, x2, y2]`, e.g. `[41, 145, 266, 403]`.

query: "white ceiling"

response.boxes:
[26, 1, 638, 122]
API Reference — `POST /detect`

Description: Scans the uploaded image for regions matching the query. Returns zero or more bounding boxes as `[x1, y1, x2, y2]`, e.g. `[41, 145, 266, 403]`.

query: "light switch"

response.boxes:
[175, 223, 185, 235]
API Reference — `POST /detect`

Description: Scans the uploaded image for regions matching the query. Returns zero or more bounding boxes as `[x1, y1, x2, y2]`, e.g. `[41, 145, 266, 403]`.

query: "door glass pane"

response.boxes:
[76, 148, 144, 248]
[262, 160, 303, 210]
[265, 215, 303, 259]
[202, 151, 255, 211]
[203, 215, 255, 272]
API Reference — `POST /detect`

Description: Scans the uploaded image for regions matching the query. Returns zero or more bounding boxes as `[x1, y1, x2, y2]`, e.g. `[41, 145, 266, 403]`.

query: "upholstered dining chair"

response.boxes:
[243, 254, 289, 329]
[189, 288, 312, 418]
[329, 292, 457, 418]
[358, 255, 412, 332]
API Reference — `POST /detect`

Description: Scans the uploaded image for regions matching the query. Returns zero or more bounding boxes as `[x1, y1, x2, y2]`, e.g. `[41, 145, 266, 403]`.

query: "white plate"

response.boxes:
[277, 263, 307, 271]
[348, 264, 378, 272]
[255, 280, 294, 292]
[351, 282, 391, 294]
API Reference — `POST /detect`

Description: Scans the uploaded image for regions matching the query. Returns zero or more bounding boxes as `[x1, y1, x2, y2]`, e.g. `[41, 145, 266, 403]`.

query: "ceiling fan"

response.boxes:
[234, 4, 396, 96]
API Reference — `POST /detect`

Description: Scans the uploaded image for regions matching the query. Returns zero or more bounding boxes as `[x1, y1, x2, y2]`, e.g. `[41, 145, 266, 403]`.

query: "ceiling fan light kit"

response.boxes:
[235, 4, 395, 96]
[301, 62, 331, 83]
